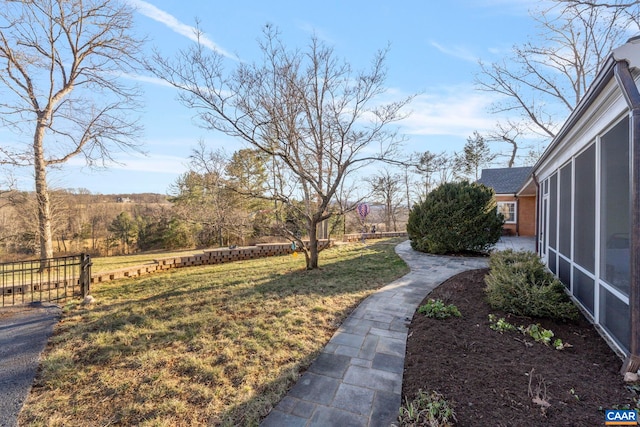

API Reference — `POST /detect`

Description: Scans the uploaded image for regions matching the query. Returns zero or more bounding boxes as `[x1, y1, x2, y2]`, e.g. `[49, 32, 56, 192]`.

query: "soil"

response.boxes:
[402, 268, 638, 427]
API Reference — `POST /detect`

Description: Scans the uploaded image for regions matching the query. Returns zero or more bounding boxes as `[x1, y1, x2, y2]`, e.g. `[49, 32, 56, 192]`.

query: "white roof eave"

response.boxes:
[613, 37, 640, 68]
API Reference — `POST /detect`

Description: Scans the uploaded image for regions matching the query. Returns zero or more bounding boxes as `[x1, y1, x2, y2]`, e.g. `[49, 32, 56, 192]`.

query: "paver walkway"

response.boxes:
[261, 240, 490, 427]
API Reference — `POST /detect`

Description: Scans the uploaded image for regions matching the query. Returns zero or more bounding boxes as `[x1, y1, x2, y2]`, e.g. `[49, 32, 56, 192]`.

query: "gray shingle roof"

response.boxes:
[477, 167, 532, 194]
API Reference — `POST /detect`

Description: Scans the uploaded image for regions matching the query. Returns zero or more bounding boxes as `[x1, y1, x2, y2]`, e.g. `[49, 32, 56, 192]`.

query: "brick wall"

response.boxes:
[517, 196, 536, 236]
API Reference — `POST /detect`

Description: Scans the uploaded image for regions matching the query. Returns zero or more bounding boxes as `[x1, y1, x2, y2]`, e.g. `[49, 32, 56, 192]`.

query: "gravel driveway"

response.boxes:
[0, 303, 61, 427]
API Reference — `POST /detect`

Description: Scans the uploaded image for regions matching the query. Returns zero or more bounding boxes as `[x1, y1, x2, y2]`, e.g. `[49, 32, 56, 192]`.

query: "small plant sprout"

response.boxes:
[418, 299, 461, 319]
[397, 390, 457, 426]
[554, 338, 573, 350]
[570, 388, 580, 401]
[488, 314, 516, 333]
[520, 324, 554, 346]
[488, 317, 571, 350]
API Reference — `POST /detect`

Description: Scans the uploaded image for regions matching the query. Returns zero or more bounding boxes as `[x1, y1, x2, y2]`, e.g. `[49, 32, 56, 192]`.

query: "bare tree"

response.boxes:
[0, 0, 144, 260]
[169, 143, 243, 247]
[485, 121, 528, 167]
[413, 151, 450, 199]
[477, 3, 635, 147]
[400, 158, 415, 212]
[368, 169, 404, 232]
[560, 0, 639, 4]
[151, 26, 412, 269]
[434, 155, 458, 188]
[556, 0, 640, 22]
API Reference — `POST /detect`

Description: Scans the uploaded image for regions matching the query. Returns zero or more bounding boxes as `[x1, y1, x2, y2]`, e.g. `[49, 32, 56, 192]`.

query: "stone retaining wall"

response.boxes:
[342, 231, 408, 243]
[90, 240, 332, 285]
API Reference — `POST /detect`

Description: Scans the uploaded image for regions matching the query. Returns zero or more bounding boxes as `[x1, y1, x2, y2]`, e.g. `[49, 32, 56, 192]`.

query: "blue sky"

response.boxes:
[16, 0, 554, 194]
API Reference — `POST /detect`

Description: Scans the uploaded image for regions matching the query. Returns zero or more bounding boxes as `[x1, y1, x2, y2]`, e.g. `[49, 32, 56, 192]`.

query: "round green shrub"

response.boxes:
[406, 181, 503, 254]
[484, 249, 579, 321]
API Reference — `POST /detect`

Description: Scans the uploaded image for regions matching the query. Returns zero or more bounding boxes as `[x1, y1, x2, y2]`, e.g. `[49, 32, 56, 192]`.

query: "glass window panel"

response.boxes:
[542, 197, 548, 258]
[538, 185, 545, 257]
[599, 287, 630, 352]
[548, 249, 557, 274]
[558, 257, 571, 289]
[549, 174, 558, 250]
[600, 117, 630, 296]
[497, 202, 516, 223]
[559, 163, 572, 257]
[573, 267, 594, 314]
[574, 145, 596, 273]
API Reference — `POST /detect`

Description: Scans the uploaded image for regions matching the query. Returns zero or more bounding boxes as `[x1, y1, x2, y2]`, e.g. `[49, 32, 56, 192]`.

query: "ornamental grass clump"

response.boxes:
[485, 249, 579, 322]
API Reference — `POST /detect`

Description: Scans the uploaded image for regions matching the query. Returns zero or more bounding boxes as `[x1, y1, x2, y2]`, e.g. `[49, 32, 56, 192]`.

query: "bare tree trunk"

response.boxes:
[151, 28, 411, 269]
[385, 199, 392, 231]
[0, 0, 143, 262]
[307, 219, 319, 270]
[34, 124, 53, 260]
[507, 141, 517, 168]
[404, 167, 411, 212]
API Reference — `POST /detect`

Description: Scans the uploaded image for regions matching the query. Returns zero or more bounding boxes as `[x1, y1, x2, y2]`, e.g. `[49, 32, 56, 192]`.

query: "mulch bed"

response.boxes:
[402, 268, 638, 426]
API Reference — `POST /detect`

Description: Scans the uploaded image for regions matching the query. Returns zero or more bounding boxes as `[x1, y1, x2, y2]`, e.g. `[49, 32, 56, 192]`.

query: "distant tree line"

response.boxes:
[2, 0, 631, 268]
[0, 130, 506, 261]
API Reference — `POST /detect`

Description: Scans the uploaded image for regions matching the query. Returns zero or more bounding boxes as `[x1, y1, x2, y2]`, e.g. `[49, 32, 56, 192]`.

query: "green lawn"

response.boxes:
[90, 248, 208, 273]
[19, 238, 409, 426]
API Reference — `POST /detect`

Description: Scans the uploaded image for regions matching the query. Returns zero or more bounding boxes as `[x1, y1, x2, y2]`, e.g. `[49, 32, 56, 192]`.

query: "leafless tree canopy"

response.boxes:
[0, 0, 143, 165]
[0, 0, 144, 259]
[368, 168, 404, 232]
[477, 2, 637, 157]
[556, 0, 640, 23]
[151, 26, 413, 269]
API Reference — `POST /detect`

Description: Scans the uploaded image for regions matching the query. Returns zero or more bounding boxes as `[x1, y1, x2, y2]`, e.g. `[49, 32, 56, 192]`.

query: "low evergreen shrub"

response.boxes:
[485, 249, 579, 321]
[406, 181, 503, 255]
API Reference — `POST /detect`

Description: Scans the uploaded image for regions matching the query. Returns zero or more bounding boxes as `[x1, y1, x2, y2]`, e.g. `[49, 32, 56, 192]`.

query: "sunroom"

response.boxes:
[527, 36, 640, 372]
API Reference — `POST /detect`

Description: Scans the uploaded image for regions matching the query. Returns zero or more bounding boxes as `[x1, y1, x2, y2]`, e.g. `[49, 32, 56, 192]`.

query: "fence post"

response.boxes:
[80, 253, 92, 298]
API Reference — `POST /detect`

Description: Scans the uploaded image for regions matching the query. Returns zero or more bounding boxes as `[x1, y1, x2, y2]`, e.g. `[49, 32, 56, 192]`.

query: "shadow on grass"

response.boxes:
[22, 239, 409, 426]
[82, 238, 406, 318]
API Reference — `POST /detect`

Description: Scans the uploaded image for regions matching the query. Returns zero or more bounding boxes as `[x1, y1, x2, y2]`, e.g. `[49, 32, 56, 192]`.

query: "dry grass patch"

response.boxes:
[19, 239, 408, 426]
[90, 248, 206, 273]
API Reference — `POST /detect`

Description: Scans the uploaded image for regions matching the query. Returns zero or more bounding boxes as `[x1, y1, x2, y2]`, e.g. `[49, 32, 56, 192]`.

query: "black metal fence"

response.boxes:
[0, 254, 91, 307]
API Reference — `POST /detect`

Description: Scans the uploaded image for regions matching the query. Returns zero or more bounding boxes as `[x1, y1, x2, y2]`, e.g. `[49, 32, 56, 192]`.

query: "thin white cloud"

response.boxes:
[429, 41, 478, 63]
[120, 72, 176, 88]
[400, 87, 498, 138]
[127, 0, 237, 60]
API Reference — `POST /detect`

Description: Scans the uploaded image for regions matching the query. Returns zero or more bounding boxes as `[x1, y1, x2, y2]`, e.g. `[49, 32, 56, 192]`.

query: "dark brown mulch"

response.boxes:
[402, 268, 638, 427]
